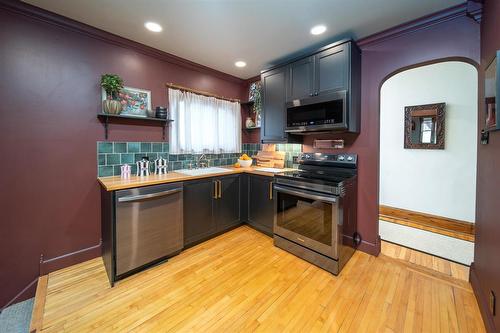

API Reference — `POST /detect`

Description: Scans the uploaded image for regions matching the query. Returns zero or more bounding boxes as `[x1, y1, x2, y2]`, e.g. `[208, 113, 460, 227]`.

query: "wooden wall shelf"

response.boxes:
[97, 114, 173, 140]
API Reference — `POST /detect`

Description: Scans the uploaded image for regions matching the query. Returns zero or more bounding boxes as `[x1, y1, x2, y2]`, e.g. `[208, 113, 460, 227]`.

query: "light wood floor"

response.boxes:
[34, 226, 485, 332]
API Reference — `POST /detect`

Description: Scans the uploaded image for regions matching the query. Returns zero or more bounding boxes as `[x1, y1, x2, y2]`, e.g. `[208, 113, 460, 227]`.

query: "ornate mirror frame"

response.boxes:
[404, 102, 446, 149]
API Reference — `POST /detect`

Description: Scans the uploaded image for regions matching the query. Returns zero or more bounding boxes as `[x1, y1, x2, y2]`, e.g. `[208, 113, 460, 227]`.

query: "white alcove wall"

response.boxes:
[379, 61, 478, 264]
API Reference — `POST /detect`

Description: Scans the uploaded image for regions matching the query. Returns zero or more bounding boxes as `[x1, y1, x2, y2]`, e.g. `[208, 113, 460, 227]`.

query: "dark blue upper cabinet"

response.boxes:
[316, 43, 349, 95]
[261, 66, 288, 143]
[286, 56, 315, 102]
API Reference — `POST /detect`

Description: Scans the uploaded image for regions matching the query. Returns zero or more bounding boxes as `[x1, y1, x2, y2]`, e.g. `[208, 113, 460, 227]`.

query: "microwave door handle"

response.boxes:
[118, 188, 182, 203]
[274, 185, 337, 203]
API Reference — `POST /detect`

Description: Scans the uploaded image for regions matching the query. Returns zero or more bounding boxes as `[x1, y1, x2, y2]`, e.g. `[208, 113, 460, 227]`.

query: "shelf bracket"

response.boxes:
[104, 117, 109, 140]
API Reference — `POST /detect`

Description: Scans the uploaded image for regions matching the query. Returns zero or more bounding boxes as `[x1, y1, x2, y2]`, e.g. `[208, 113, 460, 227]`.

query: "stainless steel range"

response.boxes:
[273, 153, 359, 275]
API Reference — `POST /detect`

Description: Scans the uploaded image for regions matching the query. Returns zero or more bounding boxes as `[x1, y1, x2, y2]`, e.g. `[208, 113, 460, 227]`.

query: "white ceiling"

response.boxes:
[23, 0, 464, 79]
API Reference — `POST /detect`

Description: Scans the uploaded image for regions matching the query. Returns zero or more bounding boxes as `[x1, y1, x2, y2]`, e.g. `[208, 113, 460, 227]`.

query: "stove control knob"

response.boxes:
[338, 155, 345, 161]
[347, 156, 353, 161]
[305, 154, 311, 159]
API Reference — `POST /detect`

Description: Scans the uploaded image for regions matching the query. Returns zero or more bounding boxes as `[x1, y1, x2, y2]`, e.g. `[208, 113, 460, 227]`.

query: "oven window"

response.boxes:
[276, 192, 332, 246]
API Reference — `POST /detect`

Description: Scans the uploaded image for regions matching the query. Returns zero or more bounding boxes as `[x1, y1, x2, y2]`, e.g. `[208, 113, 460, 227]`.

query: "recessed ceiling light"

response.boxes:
[310, 25, 327, 35]
[144, 22, 162, 32]
[235, 61, 247, 68]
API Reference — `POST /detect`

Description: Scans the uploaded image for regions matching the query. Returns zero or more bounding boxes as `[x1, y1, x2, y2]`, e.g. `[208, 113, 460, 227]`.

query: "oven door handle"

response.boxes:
[274, 185, 337, 203]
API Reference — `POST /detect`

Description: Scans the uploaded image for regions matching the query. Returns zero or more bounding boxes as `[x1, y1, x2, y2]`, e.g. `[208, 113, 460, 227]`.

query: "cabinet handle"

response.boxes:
[218, 180, 222, 199]
[213, 181, 218, 199]
[269, 181, 273, 200]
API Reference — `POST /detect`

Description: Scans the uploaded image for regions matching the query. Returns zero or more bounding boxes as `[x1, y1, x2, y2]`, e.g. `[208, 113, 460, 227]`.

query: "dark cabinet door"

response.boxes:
[247, 175, 274, 235]
[215, 175, 241, 231]
[287, 56, 314, 102]
[261, 66, 287, 143]
[315, 43, 348, 95]
[183, 177, 216, 246]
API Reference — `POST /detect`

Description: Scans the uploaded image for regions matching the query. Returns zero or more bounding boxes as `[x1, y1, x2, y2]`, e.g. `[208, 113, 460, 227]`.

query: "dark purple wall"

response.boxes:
[472, 0, 500, 331]
[0, 2, 246, 308]
[303, 13, 480, 255]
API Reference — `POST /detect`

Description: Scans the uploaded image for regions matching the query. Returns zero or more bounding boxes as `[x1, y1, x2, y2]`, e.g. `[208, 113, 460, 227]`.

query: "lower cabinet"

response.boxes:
[247, 174, 275, 235]
[183, 177, 216, 246]
[215, 175, 241, 230]
[183, 174, 241, 247]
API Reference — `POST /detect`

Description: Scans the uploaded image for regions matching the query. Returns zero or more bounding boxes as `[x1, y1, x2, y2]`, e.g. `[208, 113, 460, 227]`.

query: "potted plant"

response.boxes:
[101, 74, 124, 114]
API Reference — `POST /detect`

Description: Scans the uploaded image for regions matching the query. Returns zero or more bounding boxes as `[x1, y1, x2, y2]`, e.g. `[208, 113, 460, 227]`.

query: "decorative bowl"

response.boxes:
[238, 159, 252, 167]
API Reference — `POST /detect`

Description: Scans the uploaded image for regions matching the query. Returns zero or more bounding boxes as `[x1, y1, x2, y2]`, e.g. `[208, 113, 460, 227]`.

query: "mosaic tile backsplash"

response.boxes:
[97, 142, 302, 177]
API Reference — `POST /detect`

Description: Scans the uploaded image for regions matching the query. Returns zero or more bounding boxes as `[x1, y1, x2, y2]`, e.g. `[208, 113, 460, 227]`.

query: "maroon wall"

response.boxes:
[0, 1, 246, 308]
[472, 0, 500, 331]
[303, 12, 480, 254]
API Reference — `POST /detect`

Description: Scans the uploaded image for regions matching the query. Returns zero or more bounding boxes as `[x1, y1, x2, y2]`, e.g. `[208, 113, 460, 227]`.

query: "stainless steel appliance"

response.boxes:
[115, 183, 183, 278]
[285, 90, 348, 134]
[273, 153, 359, 274]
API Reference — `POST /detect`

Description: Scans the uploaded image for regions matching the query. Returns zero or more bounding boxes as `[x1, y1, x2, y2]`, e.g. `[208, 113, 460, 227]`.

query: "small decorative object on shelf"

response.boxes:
[248, 81, 262, 127]
[155, 106, 168, 119]
[118, 86, 152, 118]
[100, 74, 124, 115]
[245, 116, 255, 129]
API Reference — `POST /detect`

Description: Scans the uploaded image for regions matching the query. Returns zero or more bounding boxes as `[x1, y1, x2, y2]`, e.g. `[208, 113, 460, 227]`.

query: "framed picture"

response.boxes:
[484, 50, 500, 131]
[102, 86, 152, 117]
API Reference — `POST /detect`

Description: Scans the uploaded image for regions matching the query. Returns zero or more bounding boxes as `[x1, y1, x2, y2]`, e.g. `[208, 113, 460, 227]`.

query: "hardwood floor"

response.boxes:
[35, 226, 485, 332]
[381, 240, 470, 282]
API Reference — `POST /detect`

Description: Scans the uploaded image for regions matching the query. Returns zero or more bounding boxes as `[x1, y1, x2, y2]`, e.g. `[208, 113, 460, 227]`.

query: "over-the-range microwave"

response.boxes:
[285, 90, 348, 134]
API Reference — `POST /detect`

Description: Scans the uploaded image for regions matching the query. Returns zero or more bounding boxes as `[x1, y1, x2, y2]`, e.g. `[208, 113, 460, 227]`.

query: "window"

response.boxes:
[168, 88, 241, 154]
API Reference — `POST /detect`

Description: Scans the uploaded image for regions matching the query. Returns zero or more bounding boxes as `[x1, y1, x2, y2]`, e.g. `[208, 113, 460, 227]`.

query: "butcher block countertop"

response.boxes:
[98, 166, 293, 191]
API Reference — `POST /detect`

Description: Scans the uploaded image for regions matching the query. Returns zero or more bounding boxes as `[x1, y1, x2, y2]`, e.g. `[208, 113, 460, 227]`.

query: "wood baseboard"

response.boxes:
[379, 205, 474, 242]
[29, 276, 48, 333]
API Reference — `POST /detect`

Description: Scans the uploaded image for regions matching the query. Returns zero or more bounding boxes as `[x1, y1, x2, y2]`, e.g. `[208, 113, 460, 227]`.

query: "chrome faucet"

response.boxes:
[196, 154, 208, 168]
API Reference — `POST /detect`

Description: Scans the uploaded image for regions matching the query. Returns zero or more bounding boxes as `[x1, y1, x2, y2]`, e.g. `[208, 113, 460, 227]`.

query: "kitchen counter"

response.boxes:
[98, 166, 293, 191]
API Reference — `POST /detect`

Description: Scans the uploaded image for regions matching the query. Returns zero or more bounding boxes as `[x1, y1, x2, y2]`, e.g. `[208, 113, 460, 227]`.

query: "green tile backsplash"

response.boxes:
[97, 142, 302, 177]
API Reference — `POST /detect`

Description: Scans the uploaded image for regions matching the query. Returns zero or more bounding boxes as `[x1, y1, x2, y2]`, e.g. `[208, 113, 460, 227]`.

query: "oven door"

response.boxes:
[274, 184, 339, 259]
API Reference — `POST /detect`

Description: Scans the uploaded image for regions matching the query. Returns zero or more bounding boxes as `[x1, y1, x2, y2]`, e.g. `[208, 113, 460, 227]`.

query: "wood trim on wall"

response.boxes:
[357, 3, 473, 46]
[0, 0, 244, 84]
[379, 205, 475, 242]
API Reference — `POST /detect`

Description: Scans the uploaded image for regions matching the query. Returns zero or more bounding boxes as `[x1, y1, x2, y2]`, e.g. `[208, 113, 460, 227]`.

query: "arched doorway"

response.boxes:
[378, 60, 478, 265]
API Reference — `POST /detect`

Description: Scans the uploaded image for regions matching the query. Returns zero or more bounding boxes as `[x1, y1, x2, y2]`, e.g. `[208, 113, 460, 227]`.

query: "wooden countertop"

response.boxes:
[97, 166, 294, 191]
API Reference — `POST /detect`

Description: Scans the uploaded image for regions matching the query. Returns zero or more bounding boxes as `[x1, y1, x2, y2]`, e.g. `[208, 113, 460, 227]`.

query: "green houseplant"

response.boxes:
[101, 74, 124, 115]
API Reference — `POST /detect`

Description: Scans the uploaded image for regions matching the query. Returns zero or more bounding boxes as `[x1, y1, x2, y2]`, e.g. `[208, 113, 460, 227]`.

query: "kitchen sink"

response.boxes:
[176, 167, 233, 176]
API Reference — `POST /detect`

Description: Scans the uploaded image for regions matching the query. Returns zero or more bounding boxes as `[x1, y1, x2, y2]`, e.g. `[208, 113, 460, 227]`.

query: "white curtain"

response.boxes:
[169, 88, 241, 154]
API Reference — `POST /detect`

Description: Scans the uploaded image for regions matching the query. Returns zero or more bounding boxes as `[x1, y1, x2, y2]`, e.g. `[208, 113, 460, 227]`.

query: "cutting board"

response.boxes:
[254, 145, 285, 168]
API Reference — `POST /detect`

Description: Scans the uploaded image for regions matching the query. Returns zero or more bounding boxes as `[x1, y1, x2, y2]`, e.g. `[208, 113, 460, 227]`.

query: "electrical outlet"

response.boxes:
[489, 290, 496, 316]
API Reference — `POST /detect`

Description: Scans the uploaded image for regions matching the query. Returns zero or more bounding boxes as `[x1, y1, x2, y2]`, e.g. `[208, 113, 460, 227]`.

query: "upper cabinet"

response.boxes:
[261, 40, 361, 142]
[287, 43, 349, 101]
[315, 43, 349, 96]
[261, 66, 288, 143]
[287, 56, 315, 101]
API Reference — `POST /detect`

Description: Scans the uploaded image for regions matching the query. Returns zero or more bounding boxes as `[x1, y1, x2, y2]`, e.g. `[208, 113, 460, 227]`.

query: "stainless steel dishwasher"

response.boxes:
[115, 182, 183, 277]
